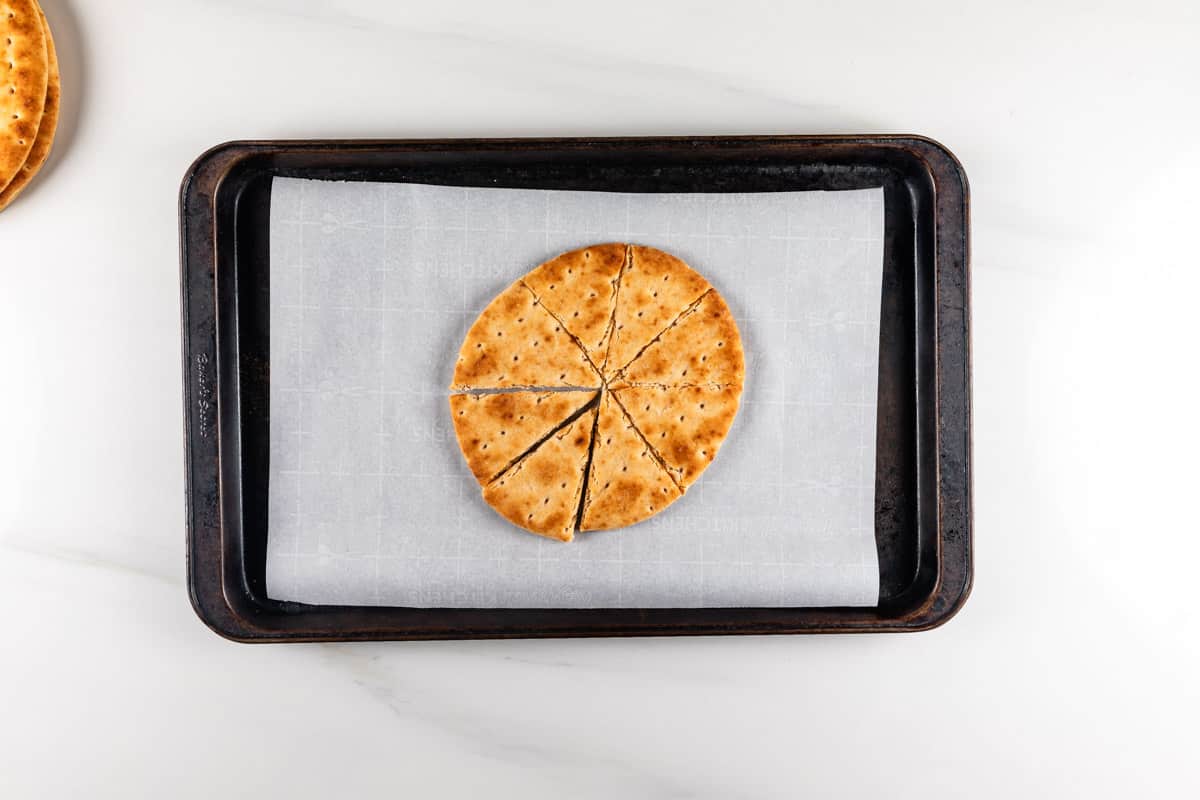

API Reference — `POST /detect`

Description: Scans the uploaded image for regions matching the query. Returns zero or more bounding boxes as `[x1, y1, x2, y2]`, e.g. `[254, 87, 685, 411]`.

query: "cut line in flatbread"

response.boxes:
[520, 243, 628, 370]
[607, 289, 710, 378]
[0, 0, 49, 197]
[482, 405, 598, 542]
[0, 5, 57, 211]
[451, 280, 600, 390]
[596, 244, 631, 373]
[602, 245, 712, 378]
[450, 385, 599, 396]
[611, 384, 742, 490]
[606, 388, 683, 493]
[449, 390, 597, 484]
[611, 289, 745, 388]
[571, 391, 604, 532]
[580, 392, 682, 531]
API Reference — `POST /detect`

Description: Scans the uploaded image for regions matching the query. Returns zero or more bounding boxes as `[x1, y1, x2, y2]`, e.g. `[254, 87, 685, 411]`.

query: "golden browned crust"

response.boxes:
[611, 289, 745, 389]
[611, 384, 741, 490]
[580, 393, 681, 531]
[603, 245, 712, 375]
[0, 0, 48, 197]
[451, 280, 600, 390]
[521, 243, 627, 369]
[453, 242, 744, 541]
[449, 390, 596, 483]
[0, 5, 56, 210]
[481, 407, 597, 541]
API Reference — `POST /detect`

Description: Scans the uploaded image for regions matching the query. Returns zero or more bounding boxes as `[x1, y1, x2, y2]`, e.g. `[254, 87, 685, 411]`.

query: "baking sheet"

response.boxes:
[266, 178, 884, 608]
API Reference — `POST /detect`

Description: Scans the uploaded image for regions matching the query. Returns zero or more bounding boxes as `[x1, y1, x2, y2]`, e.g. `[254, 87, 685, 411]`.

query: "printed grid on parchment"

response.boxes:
[266, 178, 884, 608]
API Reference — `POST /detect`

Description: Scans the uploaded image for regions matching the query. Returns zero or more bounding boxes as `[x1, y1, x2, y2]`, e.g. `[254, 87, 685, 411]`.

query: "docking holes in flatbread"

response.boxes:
[451, 280, 599, 391]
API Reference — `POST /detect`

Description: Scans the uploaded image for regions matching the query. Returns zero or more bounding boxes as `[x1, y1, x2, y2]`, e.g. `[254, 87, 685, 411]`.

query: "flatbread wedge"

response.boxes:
[611, 289, 744, 389]
[521, 243, 627, 369]
[450, 390, 597, 483]
[482, 406, 598, 542]
[611, 384, 741, 490]
[0, 0, 48, 195]
[580, 392, 681, 531]
[452, 280, 600, 390]
[0, 5, 57, 210]
[603, 245, 711, 377]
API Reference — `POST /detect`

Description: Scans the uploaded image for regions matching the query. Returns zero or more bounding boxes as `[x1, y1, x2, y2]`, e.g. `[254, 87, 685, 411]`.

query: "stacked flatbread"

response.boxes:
[0, 0, 59, 212]
[450, 244, 745, 541]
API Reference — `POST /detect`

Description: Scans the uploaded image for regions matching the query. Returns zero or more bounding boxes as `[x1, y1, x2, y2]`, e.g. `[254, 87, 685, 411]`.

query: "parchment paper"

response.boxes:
[266, 178, 884, 607]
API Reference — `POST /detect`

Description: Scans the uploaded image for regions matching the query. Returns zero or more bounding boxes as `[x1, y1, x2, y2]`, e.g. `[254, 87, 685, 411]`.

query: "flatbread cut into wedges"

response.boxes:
[580, 392, 681, 531]
[612, 289, 745, 388]
[603, 245, 712, 377]
[451, 280, 600, 390]
[455, 243, 746, 540]
[450, 390, 596, 483]
[522, 243, 627, 369]
[0, 5, 57, 211]
[482, 406, 598, 542]
[612, 384, 741, 489]
[0, 0, 48, 195]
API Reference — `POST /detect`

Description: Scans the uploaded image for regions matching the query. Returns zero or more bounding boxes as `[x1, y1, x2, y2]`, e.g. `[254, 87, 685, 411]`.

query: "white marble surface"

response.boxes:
[1, 1, 1198, 797]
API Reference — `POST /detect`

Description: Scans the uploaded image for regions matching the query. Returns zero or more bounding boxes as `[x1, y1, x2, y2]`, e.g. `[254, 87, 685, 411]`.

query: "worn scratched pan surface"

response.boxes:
[179, 135, 971, 641]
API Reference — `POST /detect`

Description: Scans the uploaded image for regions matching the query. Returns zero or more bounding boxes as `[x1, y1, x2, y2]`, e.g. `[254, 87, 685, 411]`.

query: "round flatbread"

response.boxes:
[0, 0, 49, 196]
[451, 243, 744, 540]
[0, 5, 57, 211]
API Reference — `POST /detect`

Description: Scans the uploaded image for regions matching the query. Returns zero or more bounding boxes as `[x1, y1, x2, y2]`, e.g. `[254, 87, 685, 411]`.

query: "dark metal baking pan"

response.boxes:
[179, 135, 971, 641]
